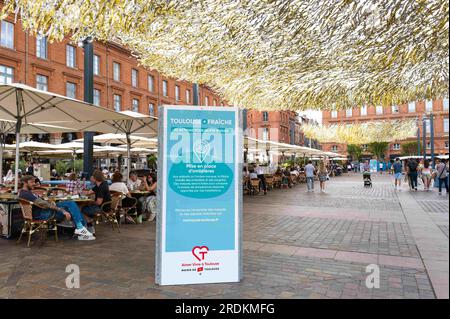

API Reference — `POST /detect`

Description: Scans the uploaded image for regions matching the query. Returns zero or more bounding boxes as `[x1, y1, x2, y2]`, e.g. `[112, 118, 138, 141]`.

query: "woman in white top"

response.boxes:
[420, 160, 433, 191]
[109, 172, 130, 196]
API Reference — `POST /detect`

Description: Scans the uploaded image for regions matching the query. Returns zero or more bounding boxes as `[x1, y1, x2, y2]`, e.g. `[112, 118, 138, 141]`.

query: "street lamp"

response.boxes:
[422, 114, 428, 161]
[416, 117, 421, 157]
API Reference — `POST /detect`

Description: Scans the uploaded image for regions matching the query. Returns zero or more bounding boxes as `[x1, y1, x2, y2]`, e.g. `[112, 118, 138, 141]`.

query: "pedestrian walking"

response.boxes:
[392, 157, 403, 191]
[407, 159, 419, 191]
[435, 159, 449, 195]
[420, 160, 433, 191]
[318, 161, 328, 192]
[254, 164, 267, 195]
[305, 160, 316, 192]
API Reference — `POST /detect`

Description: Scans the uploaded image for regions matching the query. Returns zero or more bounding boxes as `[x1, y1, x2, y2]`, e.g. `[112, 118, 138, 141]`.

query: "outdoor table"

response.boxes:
[130, 190, 152, 197]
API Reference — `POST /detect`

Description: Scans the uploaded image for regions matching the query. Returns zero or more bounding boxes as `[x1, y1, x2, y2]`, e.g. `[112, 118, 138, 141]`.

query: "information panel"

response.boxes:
[156, 105, 242, 285]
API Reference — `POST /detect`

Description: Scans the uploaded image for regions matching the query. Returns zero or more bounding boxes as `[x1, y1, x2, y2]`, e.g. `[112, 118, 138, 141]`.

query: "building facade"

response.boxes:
[322, 99, 449, 159]
[245, 110, 319, 147]
[0, 12, 226, 144]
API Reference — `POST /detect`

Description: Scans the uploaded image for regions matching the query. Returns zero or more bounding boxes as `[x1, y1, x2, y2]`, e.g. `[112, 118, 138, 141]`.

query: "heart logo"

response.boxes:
[192, 246, 209, 261]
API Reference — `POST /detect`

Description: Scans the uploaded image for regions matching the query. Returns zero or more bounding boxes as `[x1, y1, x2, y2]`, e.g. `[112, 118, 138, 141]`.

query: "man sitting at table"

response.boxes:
[127, 171, 142, 191]
[82, 170, 112, 235]
[19, 175, 95, 241]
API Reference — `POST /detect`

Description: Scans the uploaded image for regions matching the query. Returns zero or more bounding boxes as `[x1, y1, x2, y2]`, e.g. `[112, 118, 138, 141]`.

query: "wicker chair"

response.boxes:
[17, 199, 58, 247]
[249, 179, 261, 195]
[95, 193, 122, 232]
[110, 190, 138, 224]
[265, 175, 274, 190]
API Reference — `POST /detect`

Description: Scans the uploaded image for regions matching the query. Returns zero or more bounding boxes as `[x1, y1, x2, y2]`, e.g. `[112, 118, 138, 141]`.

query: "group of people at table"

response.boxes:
[16, 169, 157, 241]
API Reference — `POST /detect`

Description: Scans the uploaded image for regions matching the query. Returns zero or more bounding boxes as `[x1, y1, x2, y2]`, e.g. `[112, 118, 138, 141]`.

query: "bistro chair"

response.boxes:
[265, 175, 274, 190]
[96, 193, 122, 233]
[249, 179, 261, 195]
[17, 199, 58, 247]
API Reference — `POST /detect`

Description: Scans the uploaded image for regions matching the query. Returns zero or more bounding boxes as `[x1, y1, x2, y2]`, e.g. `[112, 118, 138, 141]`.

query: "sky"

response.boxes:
[298, 110, 323, 124]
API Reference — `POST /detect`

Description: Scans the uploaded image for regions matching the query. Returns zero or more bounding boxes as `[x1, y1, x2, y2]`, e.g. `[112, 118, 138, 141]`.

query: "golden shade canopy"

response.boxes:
[2, 0, 448, 110]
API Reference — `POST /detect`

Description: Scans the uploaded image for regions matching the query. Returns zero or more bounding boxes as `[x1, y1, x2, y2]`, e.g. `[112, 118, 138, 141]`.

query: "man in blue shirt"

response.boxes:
[392, 158, 403, 190]
[19, 175, 95, 240]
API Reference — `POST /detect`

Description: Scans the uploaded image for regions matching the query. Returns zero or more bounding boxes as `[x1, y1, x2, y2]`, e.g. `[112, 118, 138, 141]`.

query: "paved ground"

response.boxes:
[0, 173, 448, 299]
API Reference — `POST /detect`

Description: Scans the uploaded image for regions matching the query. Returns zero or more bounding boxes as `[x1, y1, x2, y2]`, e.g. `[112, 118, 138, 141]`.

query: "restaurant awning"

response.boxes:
[0, 83, 132, 192]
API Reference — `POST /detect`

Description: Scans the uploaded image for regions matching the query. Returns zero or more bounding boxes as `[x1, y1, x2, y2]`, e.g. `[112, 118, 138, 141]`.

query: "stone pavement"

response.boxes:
[0, 173, 448, 299]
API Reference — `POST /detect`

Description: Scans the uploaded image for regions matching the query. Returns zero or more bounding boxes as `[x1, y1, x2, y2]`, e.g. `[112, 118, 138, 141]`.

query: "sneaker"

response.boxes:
[149, 213, 156, 222]
[78, 234, 95, 241]
[87, 225, 96, 235]
[74, 227, 94, 238]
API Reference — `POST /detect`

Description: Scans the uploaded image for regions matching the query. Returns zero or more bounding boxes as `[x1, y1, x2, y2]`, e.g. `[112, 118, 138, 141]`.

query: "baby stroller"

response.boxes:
[363, 171, 372, 188]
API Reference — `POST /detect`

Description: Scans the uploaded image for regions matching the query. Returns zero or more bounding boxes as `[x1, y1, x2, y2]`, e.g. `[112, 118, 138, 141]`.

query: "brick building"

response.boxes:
[0, 12, 226, 144]
[321, 99, 449, 160]
[245, 110, 319, 148]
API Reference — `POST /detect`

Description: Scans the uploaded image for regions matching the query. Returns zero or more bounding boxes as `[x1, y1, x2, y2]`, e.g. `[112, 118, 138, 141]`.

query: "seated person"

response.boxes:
[127, 171, 142, 191]
[19, 175, 94, 241]
[139, 173, 157, 222]
[109, 172, 138, 223]
[249, 169, 258, 179]
[82, 170, 112, 234]
[66, 173, 86, 195]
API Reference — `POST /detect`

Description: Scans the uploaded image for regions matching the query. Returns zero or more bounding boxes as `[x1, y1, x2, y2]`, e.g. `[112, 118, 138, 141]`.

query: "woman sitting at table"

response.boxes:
[82, 170, 112, 235]
[109, 172, 138, 223]
[139, 173, 157, 222]
[19, 175, 94, 241]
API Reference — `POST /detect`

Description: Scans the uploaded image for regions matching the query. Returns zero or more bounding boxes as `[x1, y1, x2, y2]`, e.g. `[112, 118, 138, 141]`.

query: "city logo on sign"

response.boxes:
[192, 246, 209, 261]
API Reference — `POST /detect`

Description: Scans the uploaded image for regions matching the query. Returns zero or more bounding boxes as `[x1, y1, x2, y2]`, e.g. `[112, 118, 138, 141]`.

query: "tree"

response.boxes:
[401, 141, 422, 156]
[367, 142, 389, 160]
[347, 144, 363, 161]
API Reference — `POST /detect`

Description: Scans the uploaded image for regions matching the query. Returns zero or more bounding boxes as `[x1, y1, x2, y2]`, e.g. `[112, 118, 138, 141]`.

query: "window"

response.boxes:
[392, 105, 399, 113]
[331, 110, 338, 118]
[0, 21, 14, 49]
[262, 128, 269, 141]
[443, 98, 449, 111]
[162, 80, 168, 96]
[425, 100, 433, 112]
[131, 69, 138, 87]
[66, 45, 76, 68]
[362, 144, 368, 150]
[393, 143, 400, 150]
[36, 35, 47, 59]
[175, 85, 180, 101]
[445, 141, 449, 149]
[36, 74, 48, 91]
[424, 118, 430, 135]
[132, 98, 139, 112]
[93, 89, 101, 106]
[204, 96, 209, 106]
[185, 89, 191, 103]
[331, 145, 338, 152]
[346, 108, 352, 117]
[113, 94, 121, 112]
[93, 55, 100, 75]
[360, 105, 367, 116]
[376, 105, 383, 115]
[113, 62, 120, 81]
[444, 118, 449, 133]
[262, 111, 269, 121]
[0, 65, 14, 84]
[148, 75, 154, 92]
[66, 82, 76, 99]
[408, 101, 416, 113]
[148, 103, 155, 116]
[426, 142, 431, 149]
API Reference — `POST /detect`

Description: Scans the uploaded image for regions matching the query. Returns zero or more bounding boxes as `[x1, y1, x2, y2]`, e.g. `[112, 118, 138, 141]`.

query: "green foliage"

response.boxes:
[401, 141, 422, 156]
[347, 144, 363, 161]
[18, 160, 27, 173]
[147, 154, 157, 169]
[55, 161, 69, 177]
[74, 159, 83, 173]
[367, 142, 389, 159]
